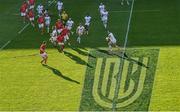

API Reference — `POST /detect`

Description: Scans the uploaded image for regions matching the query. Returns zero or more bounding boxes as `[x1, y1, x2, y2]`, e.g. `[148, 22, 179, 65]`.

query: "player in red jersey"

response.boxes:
[57, 34, 65, 52]
[20, 4, 27, 23]
[28, 0, 35, 9]
[40, 41, 48, 65]
[22, 1, 28, 12]
[27, 9, 35, 27]
[37, 15, 45, 34]
[55, 19, 64, 34]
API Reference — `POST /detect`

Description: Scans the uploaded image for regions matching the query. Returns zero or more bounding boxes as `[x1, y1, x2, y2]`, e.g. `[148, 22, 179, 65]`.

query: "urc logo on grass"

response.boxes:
[80, 49, 159, 111]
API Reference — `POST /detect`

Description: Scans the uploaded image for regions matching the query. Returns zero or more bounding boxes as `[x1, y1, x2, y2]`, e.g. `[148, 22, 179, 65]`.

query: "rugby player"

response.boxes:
[61, 11, 68, 24]
[28, 0, 35, 9]
[20, 2, 28, 23]
[106, 31, 120, 52]
[44, 14, 51, 33]
[55, 19, 64, 34]
[66, 18, 74, 34]
[76, 23, 85, 44]
[57, 0, 63, 16]
[36, 4, 44, 16]
[84, 14, 92, 35]
[101, 9, 109, 28]
[40, 41, 48, 65]
[37, 14, 45, 34]
[27, 9, 35, 27]
[50, 26, 58, 46]
[99, 3, 105, 17]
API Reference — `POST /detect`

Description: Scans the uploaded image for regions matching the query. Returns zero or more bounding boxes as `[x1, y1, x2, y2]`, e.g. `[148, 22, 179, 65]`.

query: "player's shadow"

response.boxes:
[43, 65, 80, 84]
[97, 49, 149, 68]
[69, 45, 96, 58]
[63, 51, 93, 68]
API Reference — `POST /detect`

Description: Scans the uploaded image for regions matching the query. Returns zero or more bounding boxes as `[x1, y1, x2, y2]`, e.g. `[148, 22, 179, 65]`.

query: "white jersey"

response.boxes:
[45, 16, 51, 25]
[99, 4, 105, 13]
[77, 26, 85, 33]
[51, 30, 57, 37]
[108, 33, 117, 43]
[85, 16, 92, 26]
[102, 11, 108, 21]
[57, 1, 63, 10]
[66, 20, 74, 27]
[37, 5, 44, 14]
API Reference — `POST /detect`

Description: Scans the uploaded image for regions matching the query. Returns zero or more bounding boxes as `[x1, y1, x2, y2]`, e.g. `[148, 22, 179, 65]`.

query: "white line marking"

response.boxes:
[18, 23, 30, 34]
[111, 10, 160, 13]
[48, 0, 56, 6]
[0, 40, 11, 50]
[112, 0, 135, 110]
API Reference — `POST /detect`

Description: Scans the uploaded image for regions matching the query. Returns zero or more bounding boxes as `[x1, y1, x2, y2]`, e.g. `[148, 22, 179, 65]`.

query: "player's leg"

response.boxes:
[44, 55, 48, 64]
[30, 18, 35, 27]
[77, 33, 82, 44]
[108, 42, 113, 52]
[103, 19, 108, 28]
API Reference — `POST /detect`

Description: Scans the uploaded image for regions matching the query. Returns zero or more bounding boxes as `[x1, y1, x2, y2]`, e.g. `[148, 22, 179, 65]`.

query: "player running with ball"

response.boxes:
[106, 31, 120, 53]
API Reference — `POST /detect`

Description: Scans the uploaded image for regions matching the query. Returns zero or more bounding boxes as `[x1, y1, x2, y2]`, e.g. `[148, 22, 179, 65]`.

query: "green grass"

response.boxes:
[0, 0, 180, 111]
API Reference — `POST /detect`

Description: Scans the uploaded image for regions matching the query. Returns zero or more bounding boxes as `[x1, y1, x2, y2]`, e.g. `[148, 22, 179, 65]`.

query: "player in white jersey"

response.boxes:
[44, 14, 51, 33]
[84, 14, 92, 35]
[106, 31, 120, 52]
[66, 18, 74, 31]
[50, 26, 58, 46]
[121, 0, 130, 5]
[102, 9, 108, 28]
[36, 4, 44, 16]
[57, 0, 63, 16]
[76, 23, 85, 44]
[99, 3, 105, 17]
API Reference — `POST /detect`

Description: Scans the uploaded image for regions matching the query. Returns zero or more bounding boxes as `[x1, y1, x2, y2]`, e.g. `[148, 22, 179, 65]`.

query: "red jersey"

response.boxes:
[57, 35, 65, 43]
[22, 2, 28, 9]
[29, 0, 35, 5]
[28, 10, 34, 18]
[40, 44, 46, 54]
[38, 16, 44, 24]
[61, 28, 69, 36]
[20, 5, 26, 13]
[55, 21, 64, 29]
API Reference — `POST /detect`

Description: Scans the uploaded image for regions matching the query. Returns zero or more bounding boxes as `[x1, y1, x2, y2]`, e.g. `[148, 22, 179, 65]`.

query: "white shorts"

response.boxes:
[30, 5, 35, 9]
[102, 17, 108, 22]
[38, 23, 44, 28]
[29, 17, 34, 21]
[45, 21, 50, 26]
[50, 36, 57, 42]
[67, 26, 72, 30]
[58, 6, 62, 11]
[40, 52, 47, 58]
[21, 12, 26, 17]
[109, 40, 117, 45]
[78, 31, 83, 36]
[57, 29, 63, 34]
[64, 35, 69, 42]
[38, 10, 43, 15]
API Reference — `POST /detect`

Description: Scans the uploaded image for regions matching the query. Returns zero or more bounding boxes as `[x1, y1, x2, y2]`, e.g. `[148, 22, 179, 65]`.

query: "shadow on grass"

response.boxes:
[43, 65, 80, 84]
[97, 49, 149, 68]
[63, 51, 93, 68]
[69, 45, 96, 58]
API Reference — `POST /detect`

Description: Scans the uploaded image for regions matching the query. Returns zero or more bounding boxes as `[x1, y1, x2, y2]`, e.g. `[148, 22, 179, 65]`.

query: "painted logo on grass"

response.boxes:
[80, 49, 159, 111]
